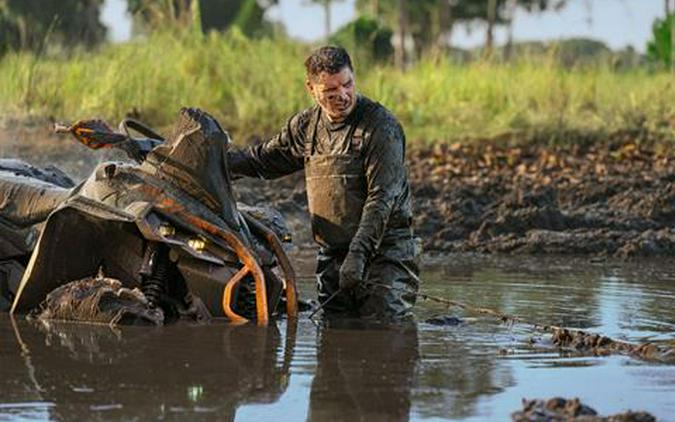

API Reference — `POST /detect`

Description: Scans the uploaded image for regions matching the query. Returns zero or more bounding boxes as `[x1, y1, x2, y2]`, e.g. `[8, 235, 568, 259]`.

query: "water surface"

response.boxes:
[2, 254, 674, 421]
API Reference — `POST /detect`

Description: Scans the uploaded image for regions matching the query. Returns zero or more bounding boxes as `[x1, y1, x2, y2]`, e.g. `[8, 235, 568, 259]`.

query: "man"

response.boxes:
[228, 46, 418, 319]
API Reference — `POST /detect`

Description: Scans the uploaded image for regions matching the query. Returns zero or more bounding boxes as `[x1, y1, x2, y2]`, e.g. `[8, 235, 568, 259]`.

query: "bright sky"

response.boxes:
[101, 0, 667, 53]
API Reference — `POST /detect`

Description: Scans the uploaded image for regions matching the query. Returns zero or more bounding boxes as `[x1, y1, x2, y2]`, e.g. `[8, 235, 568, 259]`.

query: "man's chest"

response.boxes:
[309, 123, 365, 156]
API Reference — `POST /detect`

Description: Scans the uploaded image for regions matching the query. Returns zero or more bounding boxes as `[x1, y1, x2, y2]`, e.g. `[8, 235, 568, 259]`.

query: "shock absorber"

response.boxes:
[140, 242, 170, 308]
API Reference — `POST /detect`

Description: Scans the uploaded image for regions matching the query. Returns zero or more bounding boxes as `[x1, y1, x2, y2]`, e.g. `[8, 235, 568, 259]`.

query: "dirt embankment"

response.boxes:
[236, 135, 675, 258]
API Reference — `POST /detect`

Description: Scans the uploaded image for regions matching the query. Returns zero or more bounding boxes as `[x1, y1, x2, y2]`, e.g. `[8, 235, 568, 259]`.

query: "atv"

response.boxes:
[0, 108, 297, 325]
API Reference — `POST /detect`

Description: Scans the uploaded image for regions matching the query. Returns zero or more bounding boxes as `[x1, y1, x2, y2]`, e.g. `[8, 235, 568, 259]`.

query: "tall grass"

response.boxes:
[0, 30, 673, 145]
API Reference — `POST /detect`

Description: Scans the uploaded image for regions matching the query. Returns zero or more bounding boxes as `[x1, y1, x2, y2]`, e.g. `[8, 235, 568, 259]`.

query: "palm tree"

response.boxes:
[396, 0, 408, 69]
[485, 0, 497, 55]
[306, 0, 345, 40]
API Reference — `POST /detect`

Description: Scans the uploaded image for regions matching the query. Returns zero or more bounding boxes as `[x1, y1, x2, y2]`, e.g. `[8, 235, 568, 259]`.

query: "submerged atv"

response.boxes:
[0, 108, 297, 325]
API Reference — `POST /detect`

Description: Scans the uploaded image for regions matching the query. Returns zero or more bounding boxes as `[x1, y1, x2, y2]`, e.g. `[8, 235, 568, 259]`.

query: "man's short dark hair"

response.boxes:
[304, 46, 353, 81]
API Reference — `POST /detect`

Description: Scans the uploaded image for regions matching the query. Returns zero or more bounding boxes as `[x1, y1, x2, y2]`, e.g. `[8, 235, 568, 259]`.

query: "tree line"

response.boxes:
[0, 0, 673, 70]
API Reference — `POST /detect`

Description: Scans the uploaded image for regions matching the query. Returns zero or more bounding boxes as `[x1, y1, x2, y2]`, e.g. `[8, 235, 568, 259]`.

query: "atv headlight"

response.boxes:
[187, 237, 207, 252]
[158, 223, 175, 237]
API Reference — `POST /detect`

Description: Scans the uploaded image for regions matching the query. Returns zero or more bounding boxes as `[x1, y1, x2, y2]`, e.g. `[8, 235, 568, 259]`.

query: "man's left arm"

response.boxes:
[339, 120, 406, 289]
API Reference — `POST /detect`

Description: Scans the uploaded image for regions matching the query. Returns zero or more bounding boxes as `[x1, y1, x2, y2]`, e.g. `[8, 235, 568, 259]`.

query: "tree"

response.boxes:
[355, 0, 566, 61]
[673, 7, 675, 72]
[305, 0, 346, 40]
[356, 0, 452, 64]
[647, 13, 673, 70]
[396, 0, 408, 68]
[330, 15, 394, 64]
[0, 0, 106, 54]
[485, 0, 498, 54]
[127, 0, 279, 38]
[127, 0, 193, 31]
[485, 0, 567, 55]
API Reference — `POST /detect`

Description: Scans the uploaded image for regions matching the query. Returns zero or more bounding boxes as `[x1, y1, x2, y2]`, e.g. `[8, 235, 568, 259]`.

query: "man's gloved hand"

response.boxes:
[339, 252, 366, 290]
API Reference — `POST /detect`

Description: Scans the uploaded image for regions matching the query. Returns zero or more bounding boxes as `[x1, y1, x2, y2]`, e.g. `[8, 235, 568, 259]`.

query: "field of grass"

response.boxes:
[0, 30, 673, 146]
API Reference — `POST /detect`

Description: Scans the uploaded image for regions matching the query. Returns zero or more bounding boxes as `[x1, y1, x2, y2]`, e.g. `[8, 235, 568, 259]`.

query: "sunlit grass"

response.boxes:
[0, 31, 673, 145]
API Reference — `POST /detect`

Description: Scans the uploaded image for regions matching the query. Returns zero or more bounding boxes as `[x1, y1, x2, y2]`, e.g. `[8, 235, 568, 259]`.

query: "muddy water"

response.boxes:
[1, 254, 674, 421]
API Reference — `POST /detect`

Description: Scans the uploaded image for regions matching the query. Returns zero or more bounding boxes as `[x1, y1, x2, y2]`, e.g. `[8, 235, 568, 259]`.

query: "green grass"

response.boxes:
[1, 30, 673, 146]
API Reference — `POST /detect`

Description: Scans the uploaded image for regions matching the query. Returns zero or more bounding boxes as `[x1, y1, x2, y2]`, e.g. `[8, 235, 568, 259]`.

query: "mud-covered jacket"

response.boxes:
[228, 95, 413, 260]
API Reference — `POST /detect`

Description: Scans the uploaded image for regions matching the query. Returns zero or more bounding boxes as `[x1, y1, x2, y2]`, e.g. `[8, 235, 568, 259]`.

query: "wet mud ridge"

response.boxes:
[512, 397, 656, 422]
[236, 137, 675, 257]
[531, 326, 675, 364]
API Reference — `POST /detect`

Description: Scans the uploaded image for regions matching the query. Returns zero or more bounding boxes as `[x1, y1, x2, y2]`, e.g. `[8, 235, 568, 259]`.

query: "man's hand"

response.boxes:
[339, 252, 366, 290]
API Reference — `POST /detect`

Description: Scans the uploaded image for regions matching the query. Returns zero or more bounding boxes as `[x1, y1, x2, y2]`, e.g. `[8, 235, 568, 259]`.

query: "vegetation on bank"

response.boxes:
[0, 31, 673, 146]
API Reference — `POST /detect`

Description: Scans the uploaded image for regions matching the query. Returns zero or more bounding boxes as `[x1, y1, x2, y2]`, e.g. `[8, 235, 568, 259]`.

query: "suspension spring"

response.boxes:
[141, 242, 170, 308]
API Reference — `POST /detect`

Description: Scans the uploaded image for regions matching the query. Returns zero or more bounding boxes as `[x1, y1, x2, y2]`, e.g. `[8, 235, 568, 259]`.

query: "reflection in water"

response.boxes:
[308, 319, 418, 422]
[426, 263, 603, 330]
[413, 324, 515, 420]
[2, 254, 675, 421]
[3, 316, 296, 421]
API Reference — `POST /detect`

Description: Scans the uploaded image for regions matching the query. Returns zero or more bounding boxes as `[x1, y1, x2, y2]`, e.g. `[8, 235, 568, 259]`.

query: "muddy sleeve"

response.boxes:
[227, 111, 308, 179]
[349, 119, 406, 259]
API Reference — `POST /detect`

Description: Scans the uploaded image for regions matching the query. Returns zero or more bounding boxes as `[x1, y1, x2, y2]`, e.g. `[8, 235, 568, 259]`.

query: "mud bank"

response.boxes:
[410, 138, 675, 258]
[235, 136, 675, 258]
[3, 119, 674, 257]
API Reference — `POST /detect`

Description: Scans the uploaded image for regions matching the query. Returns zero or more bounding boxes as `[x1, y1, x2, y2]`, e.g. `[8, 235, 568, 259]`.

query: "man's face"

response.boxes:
[306, 66, 356, 122]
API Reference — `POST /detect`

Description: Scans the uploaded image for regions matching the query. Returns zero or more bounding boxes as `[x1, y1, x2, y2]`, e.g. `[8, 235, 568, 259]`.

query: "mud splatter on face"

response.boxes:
[307, 67, 357, 122]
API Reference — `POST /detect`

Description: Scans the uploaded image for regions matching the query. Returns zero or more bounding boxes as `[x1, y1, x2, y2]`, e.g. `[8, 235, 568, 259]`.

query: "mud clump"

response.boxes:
[34, 275, 164, 326]
[512, 397, 656, 422]
[425, 315, 464, 326]
[547, 327, 675, 363]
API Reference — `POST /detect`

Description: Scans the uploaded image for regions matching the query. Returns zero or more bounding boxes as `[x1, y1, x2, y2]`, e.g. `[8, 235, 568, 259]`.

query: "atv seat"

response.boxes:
[0, 159, 74, 226]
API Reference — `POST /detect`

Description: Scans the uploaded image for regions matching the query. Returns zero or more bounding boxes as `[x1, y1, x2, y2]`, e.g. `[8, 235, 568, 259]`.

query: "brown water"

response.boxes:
[1, 253, 675, 421]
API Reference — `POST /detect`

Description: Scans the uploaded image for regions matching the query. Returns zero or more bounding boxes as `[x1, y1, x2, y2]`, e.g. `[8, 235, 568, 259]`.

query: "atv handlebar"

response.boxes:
[53, 118, 163, 163]
[53, 122, 72, 134]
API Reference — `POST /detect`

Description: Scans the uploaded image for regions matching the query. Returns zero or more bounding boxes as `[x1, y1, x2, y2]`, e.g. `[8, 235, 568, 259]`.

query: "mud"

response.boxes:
[409, 139, 675, 258]
[34, 274, 164, 326]
[3, 120, 675, 257]
[0, 158, 74, 188]
[235, 134, 675, 257]
[425, 314, 464, 326]
[532, 326, 675, 364]
[512, 397, 656, 422]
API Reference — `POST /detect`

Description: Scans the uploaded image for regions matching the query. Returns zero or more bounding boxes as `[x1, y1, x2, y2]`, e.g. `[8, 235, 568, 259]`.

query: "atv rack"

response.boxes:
[153, 194, 298, 325]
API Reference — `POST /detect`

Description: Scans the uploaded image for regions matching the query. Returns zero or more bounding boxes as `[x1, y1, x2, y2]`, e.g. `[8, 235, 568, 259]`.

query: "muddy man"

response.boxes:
[228, 46, 419, 319]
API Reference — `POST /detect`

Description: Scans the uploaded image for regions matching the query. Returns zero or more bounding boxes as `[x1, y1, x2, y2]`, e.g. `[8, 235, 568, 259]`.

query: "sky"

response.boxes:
[101, 0, 667, 53]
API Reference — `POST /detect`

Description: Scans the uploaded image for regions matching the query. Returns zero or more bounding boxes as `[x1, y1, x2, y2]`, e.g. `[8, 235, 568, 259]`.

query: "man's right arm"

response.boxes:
[227, 110, 309, 179]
